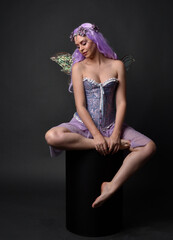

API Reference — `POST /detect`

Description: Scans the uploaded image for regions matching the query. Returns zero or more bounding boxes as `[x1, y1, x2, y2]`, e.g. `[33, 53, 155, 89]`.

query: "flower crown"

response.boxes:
[70, 24, 99, 42]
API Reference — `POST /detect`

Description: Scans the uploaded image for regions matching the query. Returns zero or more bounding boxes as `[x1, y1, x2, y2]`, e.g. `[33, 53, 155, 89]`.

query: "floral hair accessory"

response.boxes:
[91, 24, 99, 32]
[70, 24, 99, 42]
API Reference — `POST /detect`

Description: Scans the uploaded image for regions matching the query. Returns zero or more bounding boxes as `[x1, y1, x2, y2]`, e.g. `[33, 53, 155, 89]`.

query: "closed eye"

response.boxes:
[76, 41, 86, 48]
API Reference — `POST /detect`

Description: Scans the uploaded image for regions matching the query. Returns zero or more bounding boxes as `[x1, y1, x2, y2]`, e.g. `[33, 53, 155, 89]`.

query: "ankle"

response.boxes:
[110, 181, 120, 192]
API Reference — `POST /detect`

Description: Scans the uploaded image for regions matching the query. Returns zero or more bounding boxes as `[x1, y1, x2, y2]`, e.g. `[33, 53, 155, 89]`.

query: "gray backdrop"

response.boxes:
[1, 0, 172, 211]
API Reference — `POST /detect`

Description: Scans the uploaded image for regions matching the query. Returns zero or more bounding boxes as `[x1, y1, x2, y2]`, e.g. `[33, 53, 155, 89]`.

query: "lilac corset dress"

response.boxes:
[49, 77, 151, 158]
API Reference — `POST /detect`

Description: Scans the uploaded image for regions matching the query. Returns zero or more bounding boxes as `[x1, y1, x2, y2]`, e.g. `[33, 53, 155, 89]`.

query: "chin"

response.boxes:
[86, 52, 92, 58]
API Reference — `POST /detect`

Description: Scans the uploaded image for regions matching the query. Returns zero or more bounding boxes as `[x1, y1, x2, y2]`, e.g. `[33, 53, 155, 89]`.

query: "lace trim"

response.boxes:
[73, 112, 83, 123]
[83, 77, 119, 86]
[102, 121, 114, 130]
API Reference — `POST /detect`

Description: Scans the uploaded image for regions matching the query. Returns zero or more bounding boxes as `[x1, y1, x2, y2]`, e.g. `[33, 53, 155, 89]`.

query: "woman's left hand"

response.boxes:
[105, 135, 121, 154]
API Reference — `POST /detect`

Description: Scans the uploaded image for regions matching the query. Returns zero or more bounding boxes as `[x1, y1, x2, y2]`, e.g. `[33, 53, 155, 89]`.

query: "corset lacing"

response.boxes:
[73, 77, 119, 130]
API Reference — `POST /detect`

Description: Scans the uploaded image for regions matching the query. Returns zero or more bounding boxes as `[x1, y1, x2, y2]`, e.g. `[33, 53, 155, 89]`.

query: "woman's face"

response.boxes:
[74, 35, 97, 58]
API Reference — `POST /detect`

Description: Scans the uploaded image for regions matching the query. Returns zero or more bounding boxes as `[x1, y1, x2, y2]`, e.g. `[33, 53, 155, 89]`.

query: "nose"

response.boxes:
[79, 45, 85, 52]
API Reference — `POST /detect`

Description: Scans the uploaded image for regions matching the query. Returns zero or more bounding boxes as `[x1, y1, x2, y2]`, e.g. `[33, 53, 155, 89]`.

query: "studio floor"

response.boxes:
[0, 180, 173, 240]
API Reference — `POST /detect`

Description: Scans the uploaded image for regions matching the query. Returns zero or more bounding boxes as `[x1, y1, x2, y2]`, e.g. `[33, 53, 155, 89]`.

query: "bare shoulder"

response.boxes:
[110, 59, 126, 82]
[111, 59, 125, 69]
[71, 61, 83, 74]
[71, 62, 84, 86]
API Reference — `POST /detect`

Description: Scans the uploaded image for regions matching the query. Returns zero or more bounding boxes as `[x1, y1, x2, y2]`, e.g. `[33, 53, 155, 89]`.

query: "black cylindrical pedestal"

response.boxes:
[66, 149, 124, 237]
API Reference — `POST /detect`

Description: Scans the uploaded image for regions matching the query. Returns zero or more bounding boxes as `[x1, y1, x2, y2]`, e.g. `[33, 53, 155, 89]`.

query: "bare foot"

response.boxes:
[104, 137, 130, 151]
[92, 182, 116, 208]
[120, 139, 131, 150]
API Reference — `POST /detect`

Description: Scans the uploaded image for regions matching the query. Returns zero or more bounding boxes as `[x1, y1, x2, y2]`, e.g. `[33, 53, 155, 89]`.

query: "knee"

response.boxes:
[146, 140, 157, 157]
[45, 128, 64, 146]
[45, 129, 54, 145]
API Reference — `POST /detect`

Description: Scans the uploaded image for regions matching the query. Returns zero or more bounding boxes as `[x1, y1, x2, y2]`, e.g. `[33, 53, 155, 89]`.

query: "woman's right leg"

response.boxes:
[45, 126, 130, 153]
[45, 126, 95, 150]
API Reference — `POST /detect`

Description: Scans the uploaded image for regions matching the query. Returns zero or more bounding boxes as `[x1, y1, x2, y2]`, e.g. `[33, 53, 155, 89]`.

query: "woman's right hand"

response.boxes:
[93, 134, 109, 156]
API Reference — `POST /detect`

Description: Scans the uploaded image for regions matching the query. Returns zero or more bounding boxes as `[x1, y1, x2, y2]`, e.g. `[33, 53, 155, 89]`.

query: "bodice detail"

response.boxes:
[74, 77, 119, 129]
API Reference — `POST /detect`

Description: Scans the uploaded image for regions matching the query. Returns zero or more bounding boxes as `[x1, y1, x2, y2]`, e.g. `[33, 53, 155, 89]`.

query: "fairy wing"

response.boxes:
[50, 52, 135, 74]
[121, 55, 135, 71]
[50, 52, 73, 75]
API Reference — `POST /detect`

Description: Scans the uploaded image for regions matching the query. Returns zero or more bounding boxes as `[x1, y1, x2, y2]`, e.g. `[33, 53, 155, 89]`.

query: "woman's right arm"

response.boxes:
[72, 63, 108, 155]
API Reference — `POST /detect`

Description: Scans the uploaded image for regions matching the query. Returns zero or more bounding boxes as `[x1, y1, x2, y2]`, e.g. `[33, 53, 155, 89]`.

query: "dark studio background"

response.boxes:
[1, 0, 173, 239]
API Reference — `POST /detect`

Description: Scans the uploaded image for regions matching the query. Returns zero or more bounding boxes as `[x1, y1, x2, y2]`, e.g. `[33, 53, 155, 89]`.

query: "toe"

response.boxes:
[92, 196, 102, 208]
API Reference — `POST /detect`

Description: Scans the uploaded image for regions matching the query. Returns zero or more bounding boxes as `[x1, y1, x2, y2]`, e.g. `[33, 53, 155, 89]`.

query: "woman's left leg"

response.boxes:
[92, 140, 156, 208]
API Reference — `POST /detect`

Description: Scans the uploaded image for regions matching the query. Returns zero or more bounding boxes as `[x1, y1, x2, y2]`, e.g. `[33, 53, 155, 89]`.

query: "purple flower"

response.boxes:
[69, 24, 99, 42]
[69, 31, 74, 42]
[77, 26, 87, 36]
[92, 24, 99, 32]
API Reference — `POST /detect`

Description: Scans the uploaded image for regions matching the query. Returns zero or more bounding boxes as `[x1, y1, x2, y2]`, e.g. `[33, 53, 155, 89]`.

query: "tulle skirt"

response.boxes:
[49, 116, 151, 158]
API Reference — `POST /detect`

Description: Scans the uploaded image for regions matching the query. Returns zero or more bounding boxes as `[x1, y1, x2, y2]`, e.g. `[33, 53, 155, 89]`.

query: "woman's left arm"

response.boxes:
[107, 60, 127, 153]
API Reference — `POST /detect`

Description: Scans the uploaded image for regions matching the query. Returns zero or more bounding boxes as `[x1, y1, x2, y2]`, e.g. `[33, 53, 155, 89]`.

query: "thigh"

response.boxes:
[51, 126, 72, 134]
[55, 120, 92, 138]
[121, 124, 151, 149]
[46, 125, 72, 137]
[48, 117, 92, 139]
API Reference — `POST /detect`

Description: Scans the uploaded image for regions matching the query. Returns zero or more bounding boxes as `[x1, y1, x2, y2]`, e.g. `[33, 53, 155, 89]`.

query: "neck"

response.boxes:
[85, 49, 106, 65]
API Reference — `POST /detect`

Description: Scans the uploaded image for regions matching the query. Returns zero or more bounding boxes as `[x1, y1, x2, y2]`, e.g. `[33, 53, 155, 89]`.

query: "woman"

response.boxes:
[45, 23, 156, 208]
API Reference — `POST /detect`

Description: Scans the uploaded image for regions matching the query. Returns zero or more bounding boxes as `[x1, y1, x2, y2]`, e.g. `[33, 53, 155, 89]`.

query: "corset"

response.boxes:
[74, 77, 119, 129]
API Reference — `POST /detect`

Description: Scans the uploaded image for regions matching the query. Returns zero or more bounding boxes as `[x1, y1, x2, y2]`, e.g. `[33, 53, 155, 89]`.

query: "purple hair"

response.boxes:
[68, 23, 118, 93]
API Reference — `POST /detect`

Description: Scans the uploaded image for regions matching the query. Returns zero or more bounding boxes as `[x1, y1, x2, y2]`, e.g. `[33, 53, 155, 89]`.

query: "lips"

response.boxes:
[83, 52, 87, 56]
